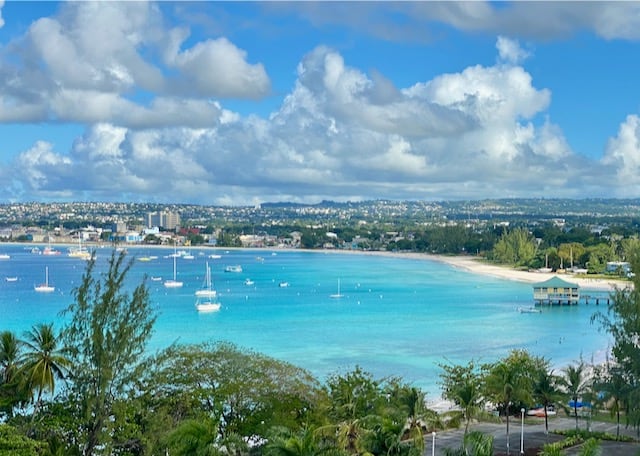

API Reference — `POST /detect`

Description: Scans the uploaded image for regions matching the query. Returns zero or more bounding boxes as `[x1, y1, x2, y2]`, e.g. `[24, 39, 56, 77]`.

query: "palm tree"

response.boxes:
[168, 417, 247, 456]
[20, 323, 70, 414]
[169, 418, 220, 455]
[560, 360, 591, 430]
[532, 369, 563, 434]
[0, 331, 21, 383]
[464, 431, 494, 456]
[451, 376, 485, 439]
[266, 426, 345, 456]
[0, 330, 29, 417]
[396, 386, 430, 452]
[595, 366, 628, 437]
[484, 362, 517, 455]
[483, 351, 537, 456]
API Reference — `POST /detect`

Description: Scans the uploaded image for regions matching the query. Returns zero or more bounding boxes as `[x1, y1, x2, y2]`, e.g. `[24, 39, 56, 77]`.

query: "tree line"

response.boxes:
[1, 250, 640, 455]
[212, 221, 640, 276]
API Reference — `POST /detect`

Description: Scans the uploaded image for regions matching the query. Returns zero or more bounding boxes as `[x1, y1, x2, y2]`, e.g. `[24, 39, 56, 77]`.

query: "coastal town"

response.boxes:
[1, 199, 637, 296]
[1, 198, 639, 251]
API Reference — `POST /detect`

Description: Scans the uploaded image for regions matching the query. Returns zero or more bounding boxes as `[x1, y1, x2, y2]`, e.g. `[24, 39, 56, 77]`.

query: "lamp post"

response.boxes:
[520, 408, 525, 455]
[432, 431, 436, 456]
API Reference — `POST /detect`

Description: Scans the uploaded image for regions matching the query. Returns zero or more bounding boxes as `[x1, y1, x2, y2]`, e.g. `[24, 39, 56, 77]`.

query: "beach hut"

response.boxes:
[533, 276, 580, 306]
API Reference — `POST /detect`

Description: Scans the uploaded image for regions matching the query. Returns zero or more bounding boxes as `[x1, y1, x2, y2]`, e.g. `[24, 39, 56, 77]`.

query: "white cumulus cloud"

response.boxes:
[166, 36, 270, 99]
[0, 24, 628, 203]
[0, 1, 268, 128]
[602, 115, 640, 184]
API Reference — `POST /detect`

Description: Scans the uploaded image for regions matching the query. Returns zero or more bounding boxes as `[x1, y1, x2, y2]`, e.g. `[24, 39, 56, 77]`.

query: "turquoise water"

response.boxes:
[0, 245, 611, 398]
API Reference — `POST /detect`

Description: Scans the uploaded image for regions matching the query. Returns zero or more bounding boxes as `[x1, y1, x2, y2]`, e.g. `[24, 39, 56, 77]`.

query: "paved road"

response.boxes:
[425, 416, 640, 455]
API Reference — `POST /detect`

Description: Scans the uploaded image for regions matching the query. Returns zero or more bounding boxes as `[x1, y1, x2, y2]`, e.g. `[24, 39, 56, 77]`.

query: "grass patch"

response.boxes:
[553, 428, 636, 442]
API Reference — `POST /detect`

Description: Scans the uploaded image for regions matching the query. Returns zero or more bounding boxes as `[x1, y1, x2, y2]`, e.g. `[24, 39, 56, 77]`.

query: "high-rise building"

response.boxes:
[146, 211, 181, 230]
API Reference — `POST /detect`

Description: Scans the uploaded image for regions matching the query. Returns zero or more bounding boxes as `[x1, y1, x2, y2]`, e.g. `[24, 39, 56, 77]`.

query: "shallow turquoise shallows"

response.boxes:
[0, 246, 611, 398]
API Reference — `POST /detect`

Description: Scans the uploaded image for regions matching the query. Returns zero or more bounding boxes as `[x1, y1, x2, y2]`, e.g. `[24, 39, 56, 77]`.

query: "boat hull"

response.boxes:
[196, 302, 221, 312]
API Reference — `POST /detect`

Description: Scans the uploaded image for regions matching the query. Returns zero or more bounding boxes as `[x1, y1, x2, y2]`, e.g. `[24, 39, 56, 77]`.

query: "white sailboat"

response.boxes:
[164, 247, 183, 288]
[330, 278, 344, 299]
[35, 267, 55, 293]
[68, 232, 90, 260]
[195, 297, 221, 313]
[195, 262, 217, 298]
[195, 263, 220, 312]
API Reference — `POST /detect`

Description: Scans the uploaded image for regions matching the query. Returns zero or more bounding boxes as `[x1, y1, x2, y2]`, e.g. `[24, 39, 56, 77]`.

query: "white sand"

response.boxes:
[314, 249, 630, 292]
[426, 254, 632, 292]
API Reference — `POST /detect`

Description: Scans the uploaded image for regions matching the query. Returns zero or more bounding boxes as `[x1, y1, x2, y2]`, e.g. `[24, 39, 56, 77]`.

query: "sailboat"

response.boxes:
[195, 262, 217, 298]
[35, 267, 55, 293]
[330, 278, 344, 299]
[164, 246, 183, 288]
[195, 263, 220, 312]
[68, 232, 91, 260]
[195, 296, 221, 313]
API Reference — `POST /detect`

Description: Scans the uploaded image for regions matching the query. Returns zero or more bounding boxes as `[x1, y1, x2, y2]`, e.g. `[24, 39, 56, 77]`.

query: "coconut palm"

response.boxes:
[20, 323, 70, 414]
[595, 365, 628, 437]
[265, 426, 344, 456]
[452, 376, 485, 439]
[484, 362, 519, 455]
[0, 330, 29, 417]
[369, 415, 422, 456]
[396, 386, 430, 452]
[532, 369, 563, 434]
[483, 350, 539, 455]
[559, 360, 591, 430]
[0, 331, 21, 383]
[464, 431, 494, 456]
[168, 417, 247, 456]
[168, 418, 220, 456]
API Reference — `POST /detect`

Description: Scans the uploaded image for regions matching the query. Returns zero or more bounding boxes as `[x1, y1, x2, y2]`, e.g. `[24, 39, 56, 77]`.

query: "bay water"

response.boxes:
[0, 245, 612, 398]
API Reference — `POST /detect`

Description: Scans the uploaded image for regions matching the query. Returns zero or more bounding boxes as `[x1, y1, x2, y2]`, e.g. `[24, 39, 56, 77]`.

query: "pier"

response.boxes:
[581, 294, 611, 306]
[532, 276, 580, 306]
[532, 276, 612, 306]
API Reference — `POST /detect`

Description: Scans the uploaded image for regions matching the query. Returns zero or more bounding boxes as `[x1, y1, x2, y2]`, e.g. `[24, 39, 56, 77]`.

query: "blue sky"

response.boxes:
[1, 1, 640, 205]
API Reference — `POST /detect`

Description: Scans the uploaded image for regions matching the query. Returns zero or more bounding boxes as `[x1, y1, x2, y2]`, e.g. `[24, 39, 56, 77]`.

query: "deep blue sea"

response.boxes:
[0, 245, 612, 398]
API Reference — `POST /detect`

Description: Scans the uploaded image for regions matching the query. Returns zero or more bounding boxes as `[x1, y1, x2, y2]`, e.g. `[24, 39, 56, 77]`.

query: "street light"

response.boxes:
[520, 408, 525, 455]
[432, 431, 436, 456]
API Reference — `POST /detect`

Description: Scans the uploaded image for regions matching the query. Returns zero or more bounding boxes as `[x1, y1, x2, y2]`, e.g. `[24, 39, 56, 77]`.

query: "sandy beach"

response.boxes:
[310, 248, 631, 293]
[424, 254, 631, 292]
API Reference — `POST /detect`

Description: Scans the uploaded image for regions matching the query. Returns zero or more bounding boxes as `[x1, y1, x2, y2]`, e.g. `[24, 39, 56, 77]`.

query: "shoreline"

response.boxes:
[289, 248, 630, 293]
[7, 241, 630, 292]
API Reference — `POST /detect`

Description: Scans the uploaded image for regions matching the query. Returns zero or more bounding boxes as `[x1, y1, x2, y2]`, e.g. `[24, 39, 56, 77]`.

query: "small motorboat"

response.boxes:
[518, 306, 542, 314]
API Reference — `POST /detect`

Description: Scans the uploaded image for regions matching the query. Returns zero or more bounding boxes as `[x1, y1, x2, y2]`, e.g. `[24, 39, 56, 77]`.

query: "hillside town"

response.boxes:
[0, 199, 639, 255]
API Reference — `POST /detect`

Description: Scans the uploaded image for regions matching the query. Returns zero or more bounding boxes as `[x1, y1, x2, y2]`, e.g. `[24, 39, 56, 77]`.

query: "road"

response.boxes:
[425, 416, 640, 455]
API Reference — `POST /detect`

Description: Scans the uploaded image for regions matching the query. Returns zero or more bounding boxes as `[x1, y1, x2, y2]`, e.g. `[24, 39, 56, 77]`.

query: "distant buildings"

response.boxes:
[606, 261, 632, 276]
[146, 211, 180, 230]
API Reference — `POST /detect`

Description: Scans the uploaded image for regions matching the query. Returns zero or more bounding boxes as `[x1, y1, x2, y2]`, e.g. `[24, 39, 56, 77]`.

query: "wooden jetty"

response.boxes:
[533, 275, 612, 306]
[533, 276, 580, 306]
